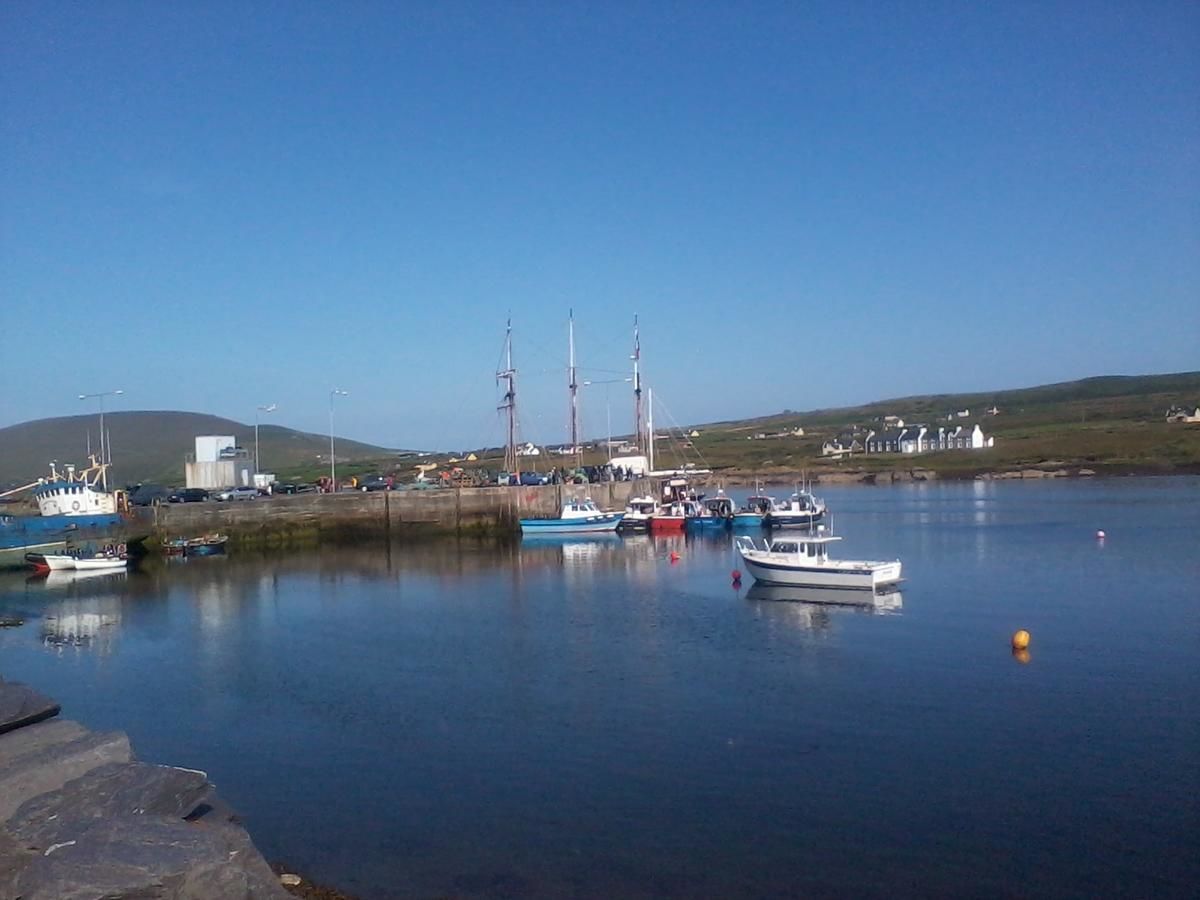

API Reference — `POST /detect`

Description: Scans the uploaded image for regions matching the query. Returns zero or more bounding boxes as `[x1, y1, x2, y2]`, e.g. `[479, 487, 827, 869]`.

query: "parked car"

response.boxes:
[275, 482, 318, 494]
[214, 486, 258, 501]
[168, 488, 209, 503]
[359, 475, 392, 492]
[519, 472, 551, 486]
[128, 484, 171, 506]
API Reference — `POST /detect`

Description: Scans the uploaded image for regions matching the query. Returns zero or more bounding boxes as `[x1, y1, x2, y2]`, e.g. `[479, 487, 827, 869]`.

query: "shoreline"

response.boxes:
[707, 463, 1200, 486]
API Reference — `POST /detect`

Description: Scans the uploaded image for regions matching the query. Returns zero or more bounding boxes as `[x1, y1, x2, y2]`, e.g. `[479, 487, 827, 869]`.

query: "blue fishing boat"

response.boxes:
[686, 493, 734, 531]
[0, 457, 148, 569]
[732, 495, 773, 529]
[520, 498, 624, 535]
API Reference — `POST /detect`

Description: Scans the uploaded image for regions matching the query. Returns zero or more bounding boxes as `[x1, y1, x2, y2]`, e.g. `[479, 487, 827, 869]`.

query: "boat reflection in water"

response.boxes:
[40, 596, 123, 653]
[744, 583, 902, 632]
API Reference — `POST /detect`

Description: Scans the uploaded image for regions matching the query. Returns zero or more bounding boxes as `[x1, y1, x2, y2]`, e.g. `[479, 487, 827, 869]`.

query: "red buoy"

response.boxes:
[731, 569, 742, 583]
[669, 551, 680, 563]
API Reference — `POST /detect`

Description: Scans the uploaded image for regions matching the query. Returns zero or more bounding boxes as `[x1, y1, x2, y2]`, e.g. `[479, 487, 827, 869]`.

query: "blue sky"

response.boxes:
[3, 2, 1197, 450]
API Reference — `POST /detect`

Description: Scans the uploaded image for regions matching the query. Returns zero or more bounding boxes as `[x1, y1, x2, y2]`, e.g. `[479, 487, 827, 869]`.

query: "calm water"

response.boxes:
[2, 479, 1197, 899]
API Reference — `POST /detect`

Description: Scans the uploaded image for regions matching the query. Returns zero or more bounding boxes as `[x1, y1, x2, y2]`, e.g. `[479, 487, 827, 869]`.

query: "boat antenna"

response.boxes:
[568, 308, 580, 470]
[632, 314, 643, 455]
[497, 316, 518, 475]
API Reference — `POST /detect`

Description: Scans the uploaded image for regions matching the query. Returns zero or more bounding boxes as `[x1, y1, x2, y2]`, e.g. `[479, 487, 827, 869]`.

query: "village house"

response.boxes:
[821, 431, 868, 457]
[865, 424, 994, 454]
[1166, 405, 1200, 424]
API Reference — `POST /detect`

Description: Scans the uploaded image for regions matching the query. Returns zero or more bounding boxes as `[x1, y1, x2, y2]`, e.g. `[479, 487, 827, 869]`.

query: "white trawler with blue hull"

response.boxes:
[520, 499, 624, 535]
[736, 532, 902, 591]
[0, 457, 147, 569]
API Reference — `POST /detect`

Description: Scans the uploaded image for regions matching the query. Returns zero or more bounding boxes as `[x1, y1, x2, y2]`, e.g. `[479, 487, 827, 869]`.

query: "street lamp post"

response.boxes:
[255, 404, 277, 473]
[78, 389, 124, 490]
[582, 378, 632, 462]
[329, 390, 348, 490]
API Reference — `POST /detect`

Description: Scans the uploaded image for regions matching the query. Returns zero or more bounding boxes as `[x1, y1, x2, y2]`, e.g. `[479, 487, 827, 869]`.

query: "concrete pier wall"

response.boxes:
[149, 481, 648, 541]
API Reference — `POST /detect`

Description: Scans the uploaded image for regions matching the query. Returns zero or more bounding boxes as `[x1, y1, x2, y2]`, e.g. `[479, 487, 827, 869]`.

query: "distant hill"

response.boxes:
[681, 371, 1200, 475]
[706, 372, 1200, 430]
[0, 411, 396, 487]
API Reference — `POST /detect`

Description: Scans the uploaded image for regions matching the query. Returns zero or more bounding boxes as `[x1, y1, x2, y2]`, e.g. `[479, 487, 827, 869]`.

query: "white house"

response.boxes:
[1166, 406, 1200, 424]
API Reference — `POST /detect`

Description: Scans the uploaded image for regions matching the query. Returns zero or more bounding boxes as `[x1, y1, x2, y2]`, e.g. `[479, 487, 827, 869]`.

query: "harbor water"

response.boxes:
[2, 478, 1197, 898]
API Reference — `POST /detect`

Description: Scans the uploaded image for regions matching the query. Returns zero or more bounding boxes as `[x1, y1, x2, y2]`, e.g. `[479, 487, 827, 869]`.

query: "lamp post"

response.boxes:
[582, 378, 632, 462]
[78, 389, 123, 489]
[329, 390, 348, 490]
[255, 404, 276, 473]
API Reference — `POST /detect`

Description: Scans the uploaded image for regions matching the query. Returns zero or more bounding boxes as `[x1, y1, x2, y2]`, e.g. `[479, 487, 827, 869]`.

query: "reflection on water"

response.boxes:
[743, 584, 902, 633]
[41, 598, 122, 652]
[0, 479, 1196, 900]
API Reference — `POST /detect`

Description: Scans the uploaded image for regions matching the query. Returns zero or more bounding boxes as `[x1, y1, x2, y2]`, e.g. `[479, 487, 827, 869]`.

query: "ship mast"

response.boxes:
[632, 315, 643, 455]
[568, 309, 580, 469]
[497, 318, 518, 475]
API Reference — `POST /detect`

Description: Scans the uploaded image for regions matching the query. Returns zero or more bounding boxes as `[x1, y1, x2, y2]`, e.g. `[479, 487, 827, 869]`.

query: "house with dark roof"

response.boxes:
[822, 431, 870, 457]
[865, 423, 994, 454]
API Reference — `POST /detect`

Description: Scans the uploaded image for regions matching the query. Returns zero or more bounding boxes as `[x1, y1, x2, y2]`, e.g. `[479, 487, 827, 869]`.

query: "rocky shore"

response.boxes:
[0, 678, 295, 899]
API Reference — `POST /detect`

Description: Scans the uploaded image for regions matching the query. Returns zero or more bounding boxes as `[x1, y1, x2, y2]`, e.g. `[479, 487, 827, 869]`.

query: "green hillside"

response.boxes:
[0, 411, 396, 488]
[677, 372, 1200, 476]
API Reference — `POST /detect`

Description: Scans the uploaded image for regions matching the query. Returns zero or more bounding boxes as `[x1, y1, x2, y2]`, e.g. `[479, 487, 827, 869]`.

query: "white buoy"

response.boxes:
[1096, 530, 1106, 540]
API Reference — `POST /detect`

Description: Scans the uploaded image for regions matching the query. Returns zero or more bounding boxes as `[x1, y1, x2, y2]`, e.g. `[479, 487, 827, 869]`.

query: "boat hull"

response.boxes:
[520, 514, 623, 535]
[766, 510, 825, 529]
[1, 512, 149, 570]
[649, 516, 685, 533]
[738, 552, 902, 590]
[686, 517, 730, 531]
[732, 513, 766, 528]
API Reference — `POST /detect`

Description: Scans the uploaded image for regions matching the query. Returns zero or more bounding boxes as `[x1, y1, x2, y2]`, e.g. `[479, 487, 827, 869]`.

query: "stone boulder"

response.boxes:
[0, 681, 61, 735]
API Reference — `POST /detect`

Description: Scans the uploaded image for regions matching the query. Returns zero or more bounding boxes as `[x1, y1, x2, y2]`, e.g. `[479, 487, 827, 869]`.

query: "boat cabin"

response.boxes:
[742, 496, 773, 514]
[561, 498, 603, 519]
[704, 496, 735, 518]
[767, 535, 842, 560]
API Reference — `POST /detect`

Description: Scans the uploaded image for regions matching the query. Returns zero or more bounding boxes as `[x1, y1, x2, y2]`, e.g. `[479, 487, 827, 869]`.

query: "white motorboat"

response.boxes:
[735, 532, 901, 590]
[619, 496, 657, 532]
[26, 551, 128, 573]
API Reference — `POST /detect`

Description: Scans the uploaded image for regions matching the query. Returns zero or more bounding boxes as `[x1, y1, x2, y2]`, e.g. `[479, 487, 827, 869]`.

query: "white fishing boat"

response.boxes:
[735, 532, 901, 590]
[619, 496, 658, 532]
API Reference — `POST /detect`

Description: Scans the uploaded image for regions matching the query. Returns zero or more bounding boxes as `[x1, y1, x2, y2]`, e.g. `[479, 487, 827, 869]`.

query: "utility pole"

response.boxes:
[632, 315, 643, 455]
[497, 318, 518, 476]
[329, 390, 348, 490]
[568, 309, 580, 469]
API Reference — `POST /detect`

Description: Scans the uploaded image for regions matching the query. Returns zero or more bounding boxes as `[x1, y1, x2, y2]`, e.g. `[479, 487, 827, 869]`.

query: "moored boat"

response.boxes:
[764, 490, 826, 529]
[26, 550, 128, 573]
[0, 457, 148, 569]
[686, 493, 734, 531]
[732, 495, 773, 529]
[618, 497, 657, 533]
[735, 532, 902, 590]
[520, 499, 623, 535]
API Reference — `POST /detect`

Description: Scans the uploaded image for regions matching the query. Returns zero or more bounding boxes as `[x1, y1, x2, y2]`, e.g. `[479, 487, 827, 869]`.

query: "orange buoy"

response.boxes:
[1011, 629, 1031, 651]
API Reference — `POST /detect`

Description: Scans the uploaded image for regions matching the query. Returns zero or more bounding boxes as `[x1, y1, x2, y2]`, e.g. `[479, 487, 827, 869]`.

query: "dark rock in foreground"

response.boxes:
[0, 677, 288, 899]
[0, 681, 60, 735]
